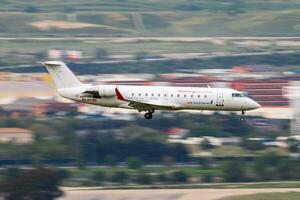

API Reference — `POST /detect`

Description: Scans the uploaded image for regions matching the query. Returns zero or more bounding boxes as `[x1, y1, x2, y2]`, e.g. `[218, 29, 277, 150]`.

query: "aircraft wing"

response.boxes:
[115, 88, 180, 111]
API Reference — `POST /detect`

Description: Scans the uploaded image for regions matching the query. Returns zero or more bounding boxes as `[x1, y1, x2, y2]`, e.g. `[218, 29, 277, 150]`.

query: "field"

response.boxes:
[0, 1, 299, 67]
[220, 192, 300, 200]
[0, 0, 299, 37]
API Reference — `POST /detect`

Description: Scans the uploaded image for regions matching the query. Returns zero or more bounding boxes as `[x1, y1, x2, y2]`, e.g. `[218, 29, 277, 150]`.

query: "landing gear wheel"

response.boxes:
[240, 116, 245, 122]
[240, 111, 246, 122]
[144, 112, 152, 119]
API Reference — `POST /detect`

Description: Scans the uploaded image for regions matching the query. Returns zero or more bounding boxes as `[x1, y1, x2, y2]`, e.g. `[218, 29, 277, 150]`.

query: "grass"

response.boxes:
[219, 192, 300, 200]
[0, 40, 242, 55]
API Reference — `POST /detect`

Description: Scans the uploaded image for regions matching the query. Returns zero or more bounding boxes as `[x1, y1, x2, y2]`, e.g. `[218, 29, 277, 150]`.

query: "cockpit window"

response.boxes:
[232, 93, 247, 97]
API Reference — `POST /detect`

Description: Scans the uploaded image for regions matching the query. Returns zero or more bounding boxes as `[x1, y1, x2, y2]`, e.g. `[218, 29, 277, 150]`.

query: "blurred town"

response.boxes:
[0, 0, 300, 200]
[1, 48, 300, 138]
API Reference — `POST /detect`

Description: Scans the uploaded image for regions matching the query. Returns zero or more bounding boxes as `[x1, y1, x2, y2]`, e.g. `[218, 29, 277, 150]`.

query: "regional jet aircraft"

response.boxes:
[43, 61, 261, 121]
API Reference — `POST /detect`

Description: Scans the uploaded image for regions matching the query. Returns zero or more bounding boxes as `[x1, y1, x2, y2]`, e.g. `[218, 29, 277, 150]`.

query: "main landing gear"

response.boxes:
[144, 110, 154, 119]
[240, 111, 246, 122]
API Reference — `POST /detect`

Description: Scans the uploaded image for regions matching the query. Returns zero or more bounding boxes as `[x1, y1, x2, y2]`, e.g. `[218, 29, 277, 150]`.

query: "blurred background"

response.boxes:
[0, 0, 300, 200]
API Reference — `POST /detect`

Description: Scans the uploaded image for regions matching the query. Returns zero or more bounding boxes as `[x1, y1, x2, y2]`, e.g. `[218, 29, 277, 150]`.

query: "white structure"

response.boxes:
[287, 81, 300, 135]
[0, 128, 33, 144]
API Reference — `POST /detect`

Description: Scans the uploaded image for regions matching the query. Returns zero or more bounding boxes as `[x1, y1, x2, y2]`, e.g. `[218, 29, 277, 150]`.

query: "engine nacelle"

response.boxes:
[82, 85, 116, 98]
[98, 85, 116, 97]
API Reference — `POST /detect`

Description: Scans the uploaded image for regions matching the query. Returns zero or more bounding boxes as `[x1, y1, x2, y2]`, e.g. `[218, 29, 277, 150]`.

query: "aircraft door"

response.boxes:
[216, 93, 224, 106]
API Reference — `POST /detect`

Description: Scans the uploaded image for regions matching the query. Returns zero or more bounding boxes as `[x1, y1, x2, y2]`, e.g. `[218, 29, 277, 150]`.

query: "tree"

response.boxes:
[135, 173, 152, 185]
[157, 173, 168, 183]
[241, 138, 265, 151]
[199, 157, 211, 169]
[24, 5, 39, 13]
[92, 171, 106, 185]
[95, 49, 109, 60]
[222, 160, 246, 182]
[162, 155, 174, 167]
[171, 171, 189, 183]
[111, 171, 129, 184]
[0, 168, 63, 200]
[104, 155, 117, 166]
[126, 157, 143, 169]
[201, 172, 213, 183]
[287, 138, 300, 153]
[253, 152, 281, 181]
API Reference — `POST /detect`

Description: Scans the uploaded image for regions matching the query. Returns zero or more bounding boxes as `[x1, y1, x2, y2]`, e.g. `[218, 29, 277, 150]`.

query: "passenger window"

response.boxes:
[132, 93, 134, 96]
[158, 94, 161, 97]
[152, 94, 154, 96]
[184, 94, 187, 98]
[139, 93, 141, 96]
[177, 94, 180, 97]
[171, 94, 174, 97]
[191, 95, 193, 98]
[204, 95, 207, 98]
[198, 95, 200, 98]
[145, 93, 148, 96]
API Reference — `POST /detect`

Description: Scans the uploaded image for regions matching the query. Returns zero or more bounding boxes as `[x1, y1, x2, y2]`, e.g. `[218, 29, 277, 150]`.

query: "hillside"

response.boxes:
[0, 0, 299, 37]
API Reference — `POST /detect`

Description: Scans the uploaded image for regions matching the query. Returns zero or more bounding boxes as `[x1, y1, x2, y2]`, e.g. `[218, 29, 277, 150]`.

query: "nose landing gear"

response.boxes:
[240, 111, 245, 122]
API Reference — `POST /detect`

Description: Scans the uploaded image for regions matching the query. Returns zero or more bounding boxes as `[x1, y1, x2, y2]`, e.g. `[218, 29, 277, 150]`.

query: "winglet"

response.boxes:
[115, 87, 125, 100]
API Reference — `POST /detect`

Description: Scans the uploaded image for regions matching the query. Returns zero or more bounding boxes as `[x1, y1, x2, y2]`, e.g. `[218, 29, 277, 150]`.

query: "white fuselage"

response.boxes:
[58, 84, 261, 112]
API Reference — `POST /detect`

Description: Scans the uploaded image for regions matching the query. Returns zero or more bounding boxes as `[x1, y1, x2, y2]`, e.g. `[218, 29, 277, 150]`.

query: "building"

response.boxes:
[0, 128, 33, 144]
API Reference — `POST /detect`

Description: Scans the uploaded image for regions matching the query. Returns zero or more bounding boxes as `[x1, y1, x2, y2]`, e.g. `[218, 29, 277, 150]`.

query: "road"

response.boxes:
[0, 37, 300, 42]
[60, 188, 300, 200]
[1, 50, 299, 70]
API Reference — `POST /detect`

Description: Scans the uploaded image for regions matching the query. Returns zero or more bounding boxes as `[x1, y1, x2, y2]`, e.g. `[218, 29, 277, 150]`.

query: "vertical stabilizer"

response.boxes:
[43, 61, 82, 89]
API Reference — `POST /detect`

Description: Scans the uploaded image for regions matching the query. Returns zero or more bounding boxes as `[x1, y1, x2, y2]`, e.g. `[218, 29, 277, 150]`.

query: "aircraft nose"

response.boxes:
[247, 99, 261, 110]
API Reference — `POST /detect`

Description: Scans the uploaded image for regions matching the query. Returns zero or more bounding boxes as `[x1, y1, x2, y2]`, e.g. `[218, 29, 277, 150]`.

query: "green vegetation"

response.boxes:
[221, 152, 300, 183]
[0, 113, 296, 187]
[0, 1, 299, 37]
[0, 168, 63, 200]
[0, 112, 289, 163]
[220, 192, 300, 200]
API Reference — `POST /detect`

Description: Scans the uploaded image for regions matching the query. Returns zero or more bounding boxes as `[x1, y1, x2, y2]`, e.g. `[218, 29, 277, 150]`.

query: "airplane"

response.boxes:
[42, 61, 261, 121]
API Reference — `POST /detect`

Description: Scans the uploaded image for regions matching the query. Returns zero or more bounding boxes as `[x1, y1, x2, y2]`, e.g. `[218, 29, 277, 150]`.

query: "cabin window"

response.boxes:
[198, 95, 200, 98]
[171, 94, 174, 97]
[132, 93, 134, 96]
[158, 94, 161, 97]
[184, 94, 187, 98]
[145, 93, 148, 96]
[151, 94, 154, 96]
[191, 95, 193, 98]
[204, 95, 207, 98]
[177, 94, 180, 97]
[139, 93, 141, 96]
